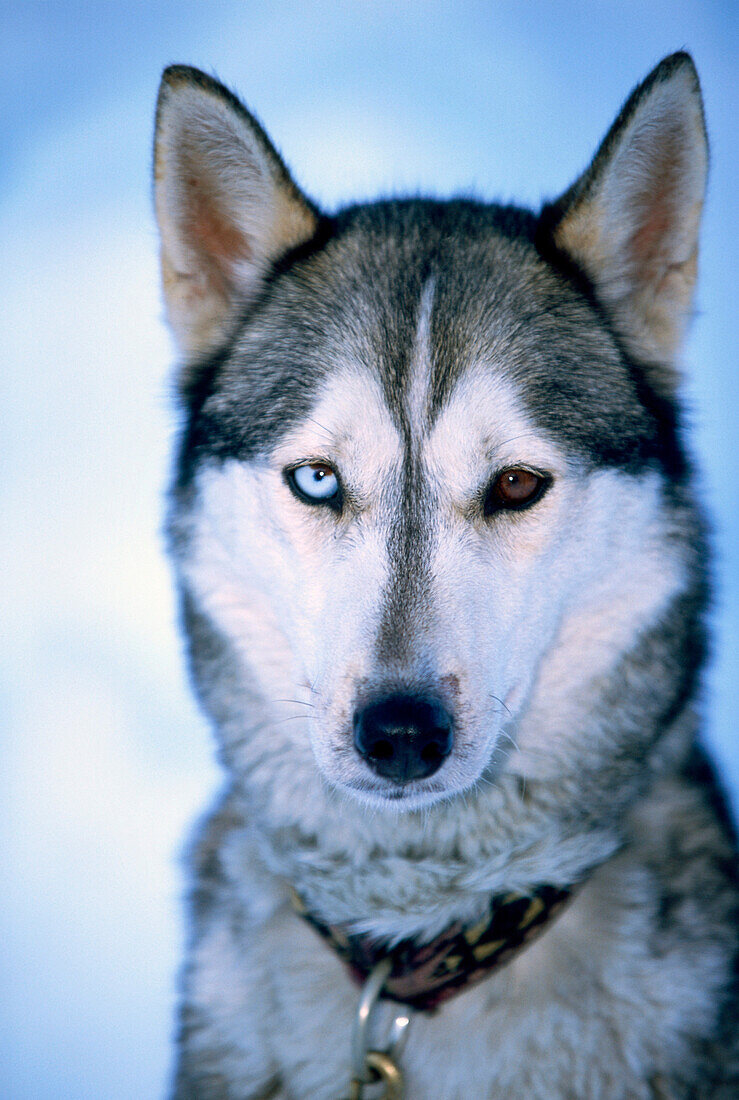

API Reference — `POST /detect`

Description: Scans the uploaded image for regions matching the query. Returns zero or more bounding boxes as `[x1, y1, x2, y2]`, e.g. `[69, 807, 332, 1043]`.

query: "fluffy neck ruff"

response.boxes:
[243, 770, 620, 945]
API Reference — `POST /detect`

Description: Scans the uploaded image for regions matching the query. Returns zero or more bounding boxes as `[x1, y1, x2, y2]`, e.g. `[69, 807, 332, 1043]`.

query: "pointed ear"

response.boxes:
[153, 66, 319, 360]
[538, 53, 707, 389]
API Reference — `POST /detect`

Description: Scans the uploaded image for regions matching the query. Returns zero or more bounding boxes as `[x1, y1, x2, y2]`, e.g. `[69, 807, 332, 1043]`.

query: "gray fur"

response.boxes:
[155, 53, 738, 1098]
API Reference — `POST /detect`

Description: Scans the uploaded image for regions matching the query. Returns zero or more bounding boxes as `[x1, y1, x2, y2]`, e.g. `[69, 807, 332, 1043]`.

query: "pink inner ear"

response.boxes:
[630, 192, 673, 270]
[185, 175, 251, 274]
[627, 123, 684, 275]
[190, 207, 250, 267]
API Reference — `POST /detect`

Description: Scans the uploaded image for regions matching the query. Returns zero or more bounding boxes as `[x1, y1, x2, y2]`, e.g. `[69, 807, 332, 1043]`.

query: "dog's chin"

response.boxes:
[332, 774, 467, 814]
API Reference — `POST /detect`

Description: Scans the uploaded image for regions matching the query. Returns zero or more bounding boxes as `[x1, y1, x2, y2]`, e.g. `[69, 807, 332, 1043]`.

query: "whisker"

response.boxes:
[498, 730, 520, 752]
[228, 711, 315, 750]
[488, 693, 512, 717]
[305, 416, 333, 439]
[494, 429, 539, 451]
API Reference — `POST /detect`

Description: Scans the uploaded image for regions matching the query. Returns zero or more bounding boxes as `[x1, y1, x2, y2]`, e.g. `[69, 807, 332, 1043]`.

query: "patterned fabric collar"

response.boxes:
[292, 884, 574, 1012]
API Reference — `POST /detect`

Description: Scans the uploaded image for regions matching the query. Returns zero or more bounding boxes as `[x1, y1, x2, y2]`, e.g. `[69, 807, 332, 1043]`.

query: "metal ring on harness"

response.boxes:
[350, 958, 412, 1096]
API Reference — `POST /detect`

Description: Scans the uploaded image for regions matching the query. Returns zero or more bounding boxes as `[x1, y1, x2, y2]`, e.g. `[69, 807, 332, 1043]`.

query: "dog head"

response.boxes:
[155, 56, 707, 813]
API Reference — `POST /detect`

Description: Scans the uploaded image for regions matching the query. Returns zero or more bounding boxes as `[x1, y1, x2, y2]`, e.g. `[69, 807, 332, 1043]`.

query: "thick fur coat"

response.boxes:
[154, 54, 739, 1098]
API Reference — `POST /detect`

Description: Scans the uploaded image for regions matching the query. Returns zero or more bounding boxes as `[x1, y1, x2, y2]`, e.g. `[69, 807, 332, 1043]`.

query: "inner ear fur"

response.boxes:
[538, 52, 708, 390]
[154, 66, 319, 361]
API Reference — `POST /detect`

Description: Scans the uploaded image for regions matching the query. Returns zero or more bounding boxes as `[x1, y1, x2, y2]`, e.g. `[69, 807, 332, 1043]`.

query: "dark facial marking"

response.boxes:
[173, 198, 689, 517]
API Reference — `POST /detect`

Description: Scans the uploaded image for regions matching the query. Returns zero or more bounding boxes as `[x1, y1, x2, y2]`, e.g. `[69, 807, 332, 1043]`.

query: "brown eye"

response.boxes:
[484, 467, 550, 515]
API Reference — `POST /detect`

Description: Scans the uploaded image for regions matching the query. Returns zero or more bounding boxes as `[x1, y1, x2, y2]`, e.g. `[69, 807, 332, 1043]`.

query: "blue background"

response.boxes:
[1, 3, 736, 1096]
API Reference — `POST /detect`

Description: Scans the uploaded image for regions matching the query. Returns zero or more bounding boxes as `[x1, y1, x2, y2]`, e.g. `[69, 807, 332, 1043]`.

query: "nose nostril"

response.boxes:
[421, 742, 442, 765]
[353, 693, 454, 784]
[369, 738, 394, 762]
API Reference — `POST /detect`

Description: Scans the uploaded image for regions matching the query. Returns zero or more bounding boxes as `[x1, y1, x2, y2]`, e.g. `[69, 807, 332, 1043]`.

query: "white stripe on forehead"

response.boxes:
[268, 280, 439, 496]
[404, 277, 436, 434]
[404, 281, 563, 483]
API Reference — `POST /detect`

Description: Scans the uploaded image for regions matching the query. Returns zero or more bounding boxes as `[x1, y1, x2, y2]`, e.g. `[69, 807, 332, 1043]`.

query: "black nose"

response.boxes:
[353, 694, 454, 783]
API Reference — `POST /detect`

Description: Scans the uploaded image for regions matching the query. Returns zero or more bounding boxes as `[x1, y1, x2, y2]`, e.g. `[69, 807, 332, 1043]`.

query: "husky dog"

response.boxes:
[154, 53, 738, 1098]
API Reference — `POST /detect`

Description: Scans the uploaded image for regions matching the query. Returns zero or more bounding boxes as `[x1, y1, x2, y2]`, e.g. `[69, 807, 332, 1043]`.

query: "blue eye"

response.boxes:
[288, 463, 341, 507]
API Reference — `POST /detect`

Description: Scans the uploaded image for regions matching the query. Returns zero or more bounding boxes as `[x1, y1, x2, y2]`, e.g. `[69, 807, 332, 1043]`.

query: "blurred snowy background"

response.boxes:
[1, 2, 736, 1097]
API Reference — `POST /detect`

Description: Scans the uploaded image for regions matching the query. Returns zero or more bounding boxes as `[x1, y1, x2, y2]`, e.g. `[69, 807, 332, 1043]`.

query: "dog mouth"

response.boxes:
[341, 775, 453, 809]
